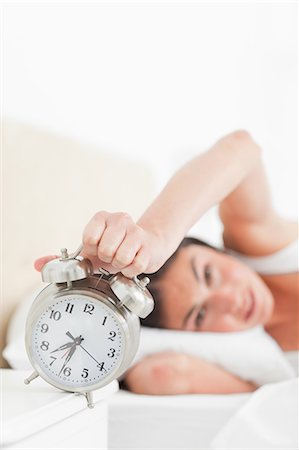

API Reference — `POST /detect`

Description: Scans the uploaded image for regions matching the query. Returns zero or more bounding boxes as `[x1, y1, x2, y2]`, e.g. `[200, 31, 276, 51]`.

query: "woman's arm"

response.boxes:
[219, 153, 298, 256]
[137, 130, 262, 259]
[35, 130, 296, 277]
[138, 130, 297, 259]
[124, 352, 257, 395]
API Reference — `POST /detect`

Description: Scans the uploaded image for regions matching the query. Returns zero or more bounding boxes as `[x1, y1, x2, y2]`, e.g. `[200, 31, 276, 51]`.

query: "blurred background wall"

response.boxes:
[2, 0, 297, 244]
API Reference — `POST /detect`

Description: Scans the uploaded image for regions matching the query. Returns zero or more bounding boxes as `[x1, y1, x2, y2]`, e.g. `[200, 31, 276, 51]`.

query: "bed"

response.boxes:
[4, 288, 298, 449]
[108, 390, 250, 449]
[108, 377, 298, 449]
[2, 121, 298, 449]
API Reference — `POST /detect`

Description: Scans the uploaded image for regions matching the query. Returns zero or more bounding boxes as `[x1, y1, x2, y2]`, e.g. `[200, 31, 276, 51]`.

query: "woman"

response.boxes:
[35, 130, 298, 395]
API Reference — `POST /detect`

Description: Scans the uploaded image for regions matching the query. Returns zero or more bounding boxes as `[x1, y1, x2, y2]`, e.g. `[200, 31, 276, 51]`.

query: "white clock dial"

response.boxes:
[31, 294, 125, 388]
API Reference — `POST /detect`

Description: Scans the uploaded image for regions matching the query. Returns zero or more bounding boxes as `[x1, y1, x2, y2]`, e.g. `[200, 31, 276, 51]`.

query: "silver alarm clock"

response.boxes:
[24, 244, 154, 408]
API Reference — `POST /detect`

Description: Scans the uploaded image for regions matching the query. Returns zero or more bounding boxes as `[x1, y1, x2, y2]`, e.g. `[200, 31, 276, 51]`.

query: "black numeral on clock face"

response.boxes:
[81, 368, 89, 378]
[63, 367, 71, 377]
[102, 316, 107, 326]
[65, 303, 74, 314]
[108, 331, 116, 341]
[83, 303, 94, 315]
[50, 310, 61, 321]
[41, 323, 49, 333]
[107, 348, 116, 358]
[40, 341, 49, 351]
[97, 362, 106, 372]
[50, 356, 57, 366]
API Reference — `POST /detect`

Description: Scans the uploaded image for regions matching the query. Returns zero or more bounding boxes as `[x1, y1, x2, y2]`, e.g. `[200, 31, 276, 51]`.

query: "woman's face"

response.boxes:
[159, 245, 274, 332]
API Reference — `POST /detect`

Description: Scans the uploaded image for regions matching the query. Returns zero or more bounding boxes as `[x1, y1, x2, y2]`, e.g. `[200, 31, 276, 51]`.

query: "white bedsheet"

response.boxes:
[108, 391, 250, 449]
[109, 376, 298, 449]
[211, 378, 298, 449]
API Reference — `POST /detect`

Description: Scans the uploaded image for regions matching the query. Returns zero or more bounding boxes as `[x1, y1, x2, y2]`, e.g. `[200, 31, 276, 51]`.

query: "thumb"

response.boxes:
[34, 255, 59, 272]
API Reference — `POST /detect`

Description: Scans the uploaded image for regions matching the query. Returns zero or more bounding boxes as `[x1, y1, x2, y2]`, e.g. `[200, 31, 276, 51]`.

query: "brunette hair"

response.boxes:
[140, 236, 219, 328]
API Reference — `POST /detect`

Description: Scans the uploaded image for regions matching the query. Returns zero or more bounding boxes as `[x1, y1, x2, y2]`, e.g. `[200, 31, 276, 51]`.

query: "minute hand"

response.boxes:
[79, 344, 107, 372]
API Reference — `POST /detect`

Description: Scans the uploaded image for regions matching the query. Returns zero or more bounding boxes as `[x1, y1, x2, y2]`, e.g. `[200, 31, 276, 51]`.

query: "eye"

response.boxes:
[195, 306, 206, 327]
[204, 265, 212, 285]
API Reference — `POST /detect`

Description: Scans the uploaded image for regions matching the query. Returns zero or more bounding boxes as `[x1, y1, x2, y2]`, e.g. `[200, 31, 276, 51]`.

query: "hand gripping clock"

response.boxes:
[24, 244, 154, 408]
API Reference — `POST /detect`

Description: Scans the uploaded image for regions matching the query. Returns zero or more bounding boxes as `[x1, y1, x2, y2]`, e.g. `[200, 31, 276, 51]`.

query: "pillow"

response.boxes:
[3, 286, 44, 371]
[3, 287, 296, 386]
[132, 326, 295, 386]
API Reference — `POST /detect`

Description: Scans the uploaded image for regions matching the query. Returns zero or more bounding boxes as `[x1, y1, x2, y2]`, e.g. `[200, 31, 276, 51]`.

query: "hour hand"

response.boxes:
[50, 341, 74, 353]
[66, 331, 76, 341]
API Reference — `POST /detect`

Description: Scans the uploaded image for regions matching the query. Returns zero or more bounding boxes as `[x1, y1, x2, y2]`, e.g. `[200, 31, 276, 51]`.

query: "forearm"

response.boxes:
[138, 130, 261, 257]
[186, 356, 256, 394]
[125, 352, 257, 395]
[46, 131, 263, 279]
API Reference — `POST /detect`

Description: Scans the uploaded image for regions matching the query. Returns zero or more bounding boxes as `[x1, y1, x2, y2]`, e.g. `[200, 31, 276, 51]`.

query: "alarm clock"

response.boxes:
[24, 245, 154, 408]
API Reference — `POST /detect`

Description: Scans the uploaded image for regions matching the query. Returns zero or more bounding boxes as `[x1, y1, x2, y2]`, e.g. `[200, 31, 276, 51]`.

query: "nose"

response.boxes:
[207, 286, 244, 317]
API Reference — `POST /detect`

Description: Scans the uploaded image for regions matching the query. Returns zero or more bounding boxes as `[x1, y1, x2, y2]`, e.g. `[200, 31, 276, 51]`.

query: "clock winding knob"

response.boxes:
[136, 276, 150, 289]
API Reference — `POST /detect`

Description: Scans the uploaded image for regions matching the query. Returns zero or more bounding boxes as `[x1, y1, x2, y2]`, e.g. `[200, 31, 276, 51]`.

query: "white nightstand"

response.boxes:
[1, 369, 118, 449]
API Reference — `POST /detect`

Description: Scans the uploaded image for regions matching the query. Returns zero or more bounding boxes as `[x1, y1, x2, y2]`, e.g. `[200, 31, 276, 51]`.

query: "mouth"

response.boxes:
[244, 289, 255, 321]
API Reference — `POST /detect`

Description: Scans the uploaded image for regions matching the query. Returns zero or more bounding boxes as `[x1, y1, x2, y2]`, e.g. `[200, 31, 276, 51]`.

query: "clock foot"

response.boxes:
[24, 371, 39, 385]
[84, 391, 94, 408]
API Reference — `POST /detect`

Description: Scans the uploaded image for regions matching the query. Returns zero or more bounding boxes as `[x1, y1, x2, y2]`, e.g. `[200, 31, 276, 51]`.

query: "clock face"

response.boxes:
[31, 294, 125, 388]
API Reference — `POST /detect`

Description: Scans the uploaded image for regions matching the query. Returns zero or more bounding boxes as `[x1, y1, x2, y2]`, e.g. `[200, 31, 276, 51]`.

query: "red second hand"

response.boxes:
[61, 348, 71, 359]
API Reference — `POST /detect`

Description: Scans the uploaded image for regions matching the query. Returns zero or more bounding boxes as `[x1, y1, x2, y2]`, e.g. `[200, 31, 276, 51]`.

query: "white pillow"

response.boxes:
[3, 287, 296, 387]
[132, 326, 295, 386]
[3, 286, 44, 371]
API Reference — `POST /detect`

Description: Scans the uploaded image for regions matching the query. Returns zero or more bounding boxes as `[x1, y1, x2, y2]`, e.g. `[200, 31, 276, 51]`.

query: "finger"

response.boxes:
[97, 215, 131, 262]
[82, 211, 108, 256]
[121, 247, 150, 278]
[34, 255, 59, 272]
[111, 229, 141, 269]
[97, 225, 127, 263]
[79, 253, 119, 274]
